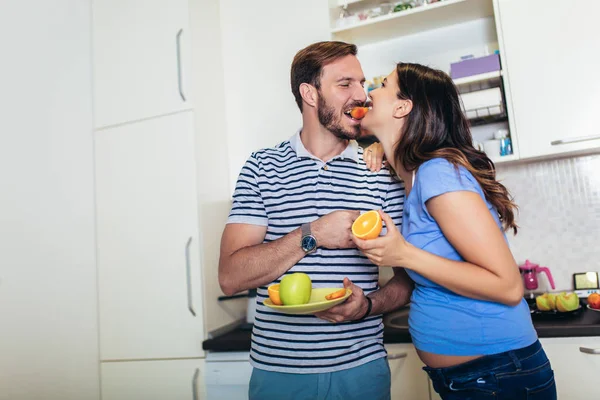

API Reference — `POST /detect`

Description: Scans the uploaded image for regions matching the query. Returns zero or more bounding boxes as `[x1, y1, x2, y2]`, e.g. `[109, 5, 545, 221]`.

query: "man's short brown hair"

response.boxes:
[290, 41, 358, 112]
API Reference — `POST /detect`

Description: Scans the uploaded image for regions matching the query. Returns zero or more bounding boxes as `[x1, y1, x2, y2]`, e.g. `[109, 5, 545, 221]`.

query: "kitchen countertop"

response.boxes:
[202, 304, 600, 353]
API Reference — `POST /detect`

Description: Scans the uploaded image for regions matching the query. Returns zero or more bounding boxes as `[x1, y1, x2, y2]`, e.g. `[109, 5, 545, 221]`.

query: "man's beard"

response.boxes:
[317, 94, 361, 140]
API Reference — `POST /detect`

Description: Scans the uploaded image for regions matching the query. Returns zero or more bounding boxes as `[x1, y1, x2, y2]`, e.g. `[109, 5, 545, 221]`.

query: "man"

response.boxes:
[219, 41, 413, 400]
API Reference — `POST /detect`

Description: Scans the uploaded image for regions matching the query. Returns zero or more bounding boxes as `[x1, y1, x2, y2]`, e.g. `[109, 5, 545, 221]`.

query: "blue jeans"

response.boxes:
[424, 340, 556, 399]
[248, 357, 391, 400]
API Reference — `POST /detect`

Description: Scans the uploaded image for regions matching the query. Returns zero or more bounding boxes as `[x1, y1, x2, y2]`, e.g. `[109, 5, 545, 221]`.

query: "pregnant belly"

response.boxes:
[416, 349, 483, 368]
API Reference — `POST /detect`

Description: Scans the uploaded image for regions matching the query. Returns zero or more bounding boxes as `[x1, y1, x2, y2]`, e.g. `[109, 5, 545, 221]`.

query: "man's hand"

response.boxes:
[312, 210, 360, 249]
[315, 278, 369, 323]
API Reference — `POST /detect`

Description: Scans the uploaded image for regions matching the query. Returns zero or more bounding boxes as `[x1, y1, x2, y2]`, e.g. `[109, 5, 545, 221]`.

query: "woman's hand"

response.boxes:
[364, 142, 385, 172]
[352, 210, 411, 267]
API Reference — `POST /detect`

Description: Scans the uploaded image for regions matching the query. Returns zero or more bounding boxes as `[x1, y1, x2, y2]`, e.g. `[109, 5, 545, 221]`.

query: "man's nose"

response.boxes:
[353, 85, 367, 103]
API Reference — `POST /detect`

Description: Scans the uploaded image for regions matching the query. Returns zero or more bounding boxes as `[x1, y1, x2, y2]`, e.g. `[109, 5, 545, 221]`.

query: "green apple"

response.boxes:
[279, 273, 312, 306]
[536, 293, 555, 311]
[556, 292, 579, 312]
[547, 293, 557, 309]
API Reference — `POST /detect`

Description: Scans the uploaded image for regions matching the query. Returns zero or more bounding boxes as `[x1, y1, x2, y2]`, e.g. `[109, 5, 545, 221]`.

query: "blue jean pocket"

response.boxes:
[495, 360, 557, 400]
[526, 375, 557, 400]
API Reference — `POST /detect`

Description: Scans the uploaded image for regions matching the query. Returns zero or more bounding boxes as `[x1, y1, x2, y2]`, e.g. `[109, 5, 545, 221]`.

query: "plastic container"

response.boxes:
[450, 54, 501, 80]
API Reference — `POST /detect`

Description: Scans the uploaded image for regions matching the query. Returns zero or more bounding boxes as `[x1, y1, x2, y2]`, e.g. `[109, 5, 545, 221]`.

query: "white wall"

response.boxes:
[499, 154, 600, 292]
[191, 0, 247, 333]
[0, 1, 99, 399]
[219, 0, 331, 192]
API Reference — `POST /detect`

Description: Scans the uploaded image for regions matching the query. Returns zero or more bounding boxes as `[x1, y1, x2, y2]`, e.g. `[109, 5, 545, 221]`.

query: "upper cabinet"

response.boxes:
[496, 0, 600, 160]
[93, 0, 191, 128]
[330, 0, 494, 46]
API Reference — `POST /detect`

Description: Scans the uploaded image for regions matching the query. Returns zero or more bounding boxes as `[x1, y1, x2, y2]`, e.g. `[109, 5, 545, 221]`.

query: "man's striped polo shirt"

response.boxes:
[227, 131, 405, 374]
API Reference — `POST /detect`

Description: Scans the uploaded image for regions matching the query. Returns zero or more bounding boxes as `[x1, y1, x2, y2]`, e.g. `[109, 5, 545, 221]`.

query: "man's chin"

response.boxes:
[329, 126, 361, 141]
[333, 131, 359, 141]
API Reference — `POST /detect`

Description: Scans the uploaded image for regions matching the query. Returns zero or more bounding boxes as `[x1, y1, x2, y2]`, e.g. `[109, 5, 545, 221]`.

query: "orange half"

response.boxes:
[352, 210, 383, 240]
[268, 284, 283, 305]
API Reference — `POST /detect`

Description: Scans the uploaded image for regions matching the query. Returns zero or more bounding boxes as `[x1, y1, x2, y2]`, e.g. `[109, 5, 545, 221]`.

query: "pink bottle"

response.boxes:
[519, 260, 556, 291]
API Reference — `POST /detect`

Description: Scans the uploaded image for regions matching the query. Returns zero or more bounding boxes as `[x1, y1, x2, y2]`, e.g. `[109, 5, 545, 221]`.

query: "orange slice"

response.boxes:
[268, 284, 283, 305]
[352, 210, 382, 240]
[350, 107, 369, 120]
[325, 288, 347, 301]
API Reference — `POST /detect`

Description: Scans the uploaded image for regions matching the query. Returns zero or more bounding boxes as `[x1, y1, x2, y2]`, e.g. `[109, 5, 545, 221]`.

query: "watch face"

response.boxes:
[301, 235, 317, 252]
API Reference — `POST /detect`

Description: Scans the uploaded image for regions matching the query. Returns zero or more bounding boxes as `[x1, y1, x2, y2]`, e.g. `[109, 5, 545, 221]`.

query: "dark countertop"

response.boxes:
[202, 305, 600, 353]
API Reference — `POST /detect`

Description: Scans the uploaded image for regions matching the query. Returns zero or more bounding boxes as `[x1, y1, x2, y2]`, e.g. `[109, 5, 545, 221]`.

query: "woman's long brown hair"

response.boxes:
[392, 63, 518, 234]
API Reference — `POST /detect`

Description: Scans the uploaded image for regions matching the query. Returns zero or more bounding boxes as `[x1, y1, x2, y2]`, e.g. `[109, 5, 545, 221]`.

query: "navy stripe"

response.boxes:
[251, 341, 382, 360]
[264, 196, 382, 209]
[254, 315, 380, 328]
[252, 327, 385, 344]
[262, 189, 385, 202]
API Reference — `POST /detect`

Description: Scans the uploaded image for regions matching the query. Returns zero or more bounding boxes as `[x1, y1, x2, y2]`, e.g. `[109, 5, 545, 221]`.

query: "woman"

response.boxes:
[355, 63, 556, 399]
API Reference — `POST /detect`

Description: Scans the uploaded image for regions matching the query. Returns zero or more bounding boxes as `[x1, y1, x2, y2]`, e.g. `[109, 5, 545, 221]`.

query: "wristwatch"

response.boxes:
[300, 223, 317, 254]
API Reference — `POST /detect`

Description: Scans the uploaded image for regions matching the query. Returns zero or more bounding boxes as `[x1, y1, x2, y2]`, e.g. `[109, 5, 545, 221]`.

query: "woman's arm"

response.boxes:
[363, 142, 385, 172]
[354, 196, 524, 306]
[412, 191, 523, 305]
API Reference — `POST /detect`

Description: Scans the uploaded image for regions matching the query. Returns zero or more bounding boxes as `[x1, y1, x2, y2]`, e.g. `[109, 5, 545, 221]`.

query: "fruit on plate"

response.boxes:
[349, 106, 369, 120]
[588, 293, 600, 310]
[279, 273, 312, 306]
[352, 210, 383, 240]
[268, 284, 283, 306]
[325, 288, 347, 301]
[535, 293, 557, 311]
[555, 292, 580, 312]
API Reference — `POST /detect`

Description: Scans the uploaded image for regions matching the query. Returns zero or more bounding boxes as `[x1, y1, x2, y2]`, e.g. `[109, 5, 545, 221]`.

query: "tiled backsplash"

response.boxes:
[498, 154, 600, 292]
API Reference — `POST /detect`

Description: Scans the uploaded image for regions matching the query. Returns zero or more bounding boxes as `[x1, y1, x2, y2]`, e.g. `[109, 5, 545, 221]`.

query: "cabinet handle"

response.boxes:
[579, 347, 600, 355]
[176, 29, 186, 102]
[387, 352, 408, 360]
[185, 237, 196, 316]
[550, 134, 600, 146]
[192, 368, 200, 400]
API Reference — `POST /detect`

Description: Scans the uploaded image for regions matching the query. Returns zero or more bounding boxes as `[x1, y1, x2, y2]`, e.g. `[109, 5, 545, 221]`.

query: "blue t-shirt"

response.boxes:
[403, 158, 537, 356]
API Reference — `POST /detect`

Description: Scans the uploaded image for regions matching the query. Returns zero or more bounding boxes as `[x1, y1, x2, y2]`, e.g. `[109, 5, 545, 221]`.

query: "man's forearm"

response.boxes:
[219, 228, 305, 295]
[368, 268, 413, 316]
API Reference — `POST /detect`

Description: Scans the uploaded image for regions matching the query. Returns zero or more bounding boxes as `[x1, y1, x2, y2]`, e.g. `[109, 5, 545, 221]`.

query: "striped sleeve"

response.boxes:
[227, 154, 268, 226]
[382, 178, 405, 233]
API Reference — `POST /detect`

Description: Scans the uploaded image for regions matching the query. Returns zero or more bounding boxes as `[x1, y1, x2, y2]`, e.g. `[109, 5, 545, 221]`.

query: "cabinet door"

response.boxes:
[205, 353, 253, 400]
[386, 344, 430, 400]
[540, 337, 600, 400]
[497, 0, 600, 159]
[101, 359, 204, 400]
[93, 0, 191, 128]
[95, 111, 204, 360]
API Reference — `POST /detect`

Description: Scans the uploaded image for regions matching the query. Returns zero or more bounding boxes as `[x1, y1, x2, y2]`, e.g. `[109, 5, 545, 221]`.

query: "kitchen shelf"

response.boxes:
[466, 103, 507, 127]
[329, 0, 363, 8]
[490, 154, 518, 164]
[453, 70, 502, 86]
[331, 0, 494, 46]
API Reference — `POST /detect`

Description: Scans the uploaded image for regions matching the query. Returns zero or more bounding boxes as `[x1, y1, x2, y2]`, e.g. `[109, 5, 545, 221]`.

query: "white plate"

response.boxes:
[587, 305, 600, 312]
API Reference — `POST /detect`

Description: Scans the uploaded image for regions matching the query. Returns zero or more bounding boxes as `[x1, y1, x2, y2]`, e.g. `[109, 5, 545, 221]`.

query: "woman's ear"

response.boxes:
[299, 83, 318, 109]
[393, 99, 413, 119]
